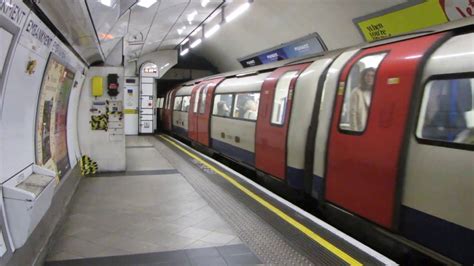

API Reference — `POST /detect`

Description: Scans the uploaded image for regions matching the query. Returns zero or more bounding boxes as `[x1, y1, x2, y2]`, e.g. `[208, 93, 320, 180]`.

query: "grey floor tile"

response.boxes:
[185, 247, 220, 258]
[224, 253, 262, 265]
[190, 256, 228, 266]
[217, 244, 252, 257]
[176, 227, 213, 239]
[200, 232, 236, 245]
[184, 240, 221, 249]
[46, 251, 83, 261]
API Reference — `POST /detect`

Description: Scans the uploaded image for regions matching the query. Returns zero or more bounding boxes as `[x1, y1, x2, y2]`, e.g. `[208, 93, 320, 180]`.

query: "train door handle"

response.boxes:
[235, 136, 240, 143]
[221, 132, 225, 138]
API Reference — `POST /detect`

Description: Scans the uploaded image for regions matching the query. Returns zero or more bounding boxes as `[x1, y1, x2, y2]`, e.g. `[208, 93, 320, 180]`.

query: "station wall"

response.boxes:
[196, 0, 406, 72]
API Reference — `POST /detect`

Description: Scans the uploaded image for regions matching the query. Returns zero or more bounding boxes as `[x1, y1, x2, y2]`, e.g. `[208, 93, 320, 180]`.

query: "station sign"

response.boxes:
[238, 33, 326, 68]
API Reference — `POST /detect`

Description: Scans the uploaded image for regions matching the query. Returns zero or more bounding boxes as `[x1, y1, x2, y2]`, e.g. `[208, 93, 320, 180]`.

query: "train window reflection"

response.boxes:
[417, 77, 474, 146]
[181, 96, 191, 112]
[339, 53, 387, 132]
[271, 71, 297, 125]
[194, 86, 202, 113]
[212, 94, 233, 117]
[173, 96, 183, 111]
[0, 27, 13, 76]
[234, 92, 260, 121]
[199, 85, 209, 114]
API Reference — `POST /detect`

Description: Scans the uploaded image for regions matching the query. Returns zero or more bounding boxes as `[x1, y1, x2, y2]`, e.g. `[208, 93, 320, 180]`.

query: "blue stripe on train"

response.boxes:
[400, 206, 474, 265]
[211, 138, 255, 166]
[172, 126, 188, 137]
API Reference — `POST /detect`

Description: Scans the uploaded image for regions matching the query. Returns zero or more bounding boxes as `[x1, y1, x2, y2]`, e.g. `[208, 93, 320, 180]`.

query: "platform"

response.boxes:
[45, 135, 395, 265]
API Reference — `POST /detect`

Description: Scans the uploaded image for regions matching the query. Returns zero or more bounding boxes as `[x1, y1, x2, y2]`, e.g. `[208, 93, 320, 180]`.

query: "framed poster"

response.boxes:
[35, 54, 75, 179]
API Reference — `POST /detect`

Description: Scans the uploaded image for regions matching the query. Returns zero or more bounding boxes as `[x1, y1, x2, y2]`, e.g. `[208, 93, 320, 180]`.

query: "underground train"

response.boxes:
[160, 20, 474, 264]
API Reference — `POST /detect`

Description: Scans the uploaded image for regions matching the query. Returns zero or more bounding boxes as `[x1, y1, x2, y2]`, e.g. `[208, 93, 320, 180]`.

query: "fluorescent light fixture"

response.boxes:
[177, 26, 186, 35]
[187, 10, 198, 24]
[190, 26, 201, 36]
[226, 2, 250, 22]
[137, 0, 157, 8]
[201, 0, 210, 7]
[181, 38, 189, 45]
[207, 9, 221, 21]
[204, 24, 220, 38]
[99, 0, 114, 7]
[180, 48, 189, 56]
[160, 63, 170, 70]
[190, 38, 202, 48]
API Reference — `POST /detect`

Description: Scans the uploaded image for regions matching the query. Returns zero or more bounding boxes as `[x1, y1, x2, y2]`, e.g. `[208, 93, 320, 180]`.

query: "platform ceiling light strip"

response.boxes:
[180, 48, 189, 56]
[99, 0, 114, 7]
[181, 38, 189, 45]
[158, 135, 363, 266]
[190, 26, 201, 36]
[205, 24, 220, 38]
[190, 38, 202, 48]
[226, 2, 250, 22]
[187, 10, 198, 24]
[201, 0, 210, 7]
[137, 0, 157, 8]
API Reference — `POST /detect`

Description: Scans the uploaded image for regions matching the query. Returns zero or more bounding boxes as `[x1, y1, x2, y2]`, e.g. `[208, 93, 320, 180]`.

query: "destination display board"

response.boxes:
[239, 33, 326, 68]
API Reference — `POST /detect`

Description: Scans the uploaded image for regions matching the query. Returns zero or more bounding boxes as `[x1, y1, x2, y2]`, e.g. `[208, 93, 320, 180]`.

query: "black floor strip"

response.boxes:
[45, 244, 260, 266]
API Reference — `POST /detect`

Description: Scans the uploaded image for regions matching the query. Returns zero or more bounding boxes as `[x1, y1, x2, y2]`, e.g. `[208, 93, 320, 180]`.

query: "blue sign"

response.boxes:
[239, 33, 326, 68]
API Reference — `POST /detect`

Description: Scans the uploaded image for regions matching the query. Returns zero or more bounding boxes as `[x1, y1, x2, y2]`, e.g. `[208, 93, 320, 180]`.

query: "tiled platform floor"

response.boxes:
[46, 136, 244, 262]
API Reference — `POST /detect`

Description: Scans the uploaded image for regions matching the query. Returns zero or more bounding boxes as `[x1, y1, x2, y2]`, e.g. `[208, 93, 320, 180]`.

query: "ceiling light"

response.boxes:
[177, 26, 186, 35]
[204, 24, 220, 38]
[137, 0, 157, 8]
[207, 9, 220, 21]
[160, 63, 169, 70]
[226, 2, 250, 22]
[201, 0, 210, 7]
[190, 27, 201, 36]
[99, 0, 114, 7]
[180, 48, 189, 56]
[181, 38, 189, 45]
[190, 39, 202, 48]
[187, 10, 198, 24]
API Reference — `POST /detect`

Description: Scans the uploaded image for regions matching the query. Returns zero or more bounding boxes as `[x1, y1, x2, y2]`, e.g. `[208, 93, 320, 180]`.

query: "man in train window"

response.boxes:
[349, 68, 375, 132]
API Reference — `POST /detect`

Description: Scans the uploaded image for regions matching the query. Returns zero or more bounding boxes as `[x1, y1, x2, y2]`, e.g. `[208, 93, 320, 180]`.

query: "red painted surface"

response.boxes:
[188, 78, 224, 146]
[255, 63, 310, 180]
[162, 90, 173, 131]
[325, 33, 445, 228]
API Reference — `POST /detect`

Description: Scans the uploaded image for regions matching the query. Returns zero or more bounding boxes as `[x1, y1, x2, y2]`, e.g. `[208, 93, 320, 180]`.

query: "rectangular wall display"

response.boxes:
[238, 33, 326, 68]
[35, 54, 75, 179]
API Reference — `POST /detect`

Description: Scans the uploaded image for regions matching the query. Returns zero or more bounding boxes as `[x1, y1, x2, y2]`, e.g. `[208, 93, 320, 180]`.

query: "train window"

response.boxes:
[199, 85, 209, 114]
[339, 53, 387, 133]
[416, 77, 474, 146]
[234, 92, 260, 121]
[212, 94, 233, 117]
[193, 87, 201, 113]
[173, 96, 183, 111]
[0, 27, 13, 76]
[181, 96, 191, 112]
[271, 71, 298, 125]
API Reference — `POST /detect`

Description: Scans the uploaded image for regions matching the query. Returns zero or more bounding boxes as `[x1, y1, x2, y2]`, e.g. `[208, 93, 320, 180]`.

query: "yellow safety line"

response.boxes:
[159, 134, 363, 266]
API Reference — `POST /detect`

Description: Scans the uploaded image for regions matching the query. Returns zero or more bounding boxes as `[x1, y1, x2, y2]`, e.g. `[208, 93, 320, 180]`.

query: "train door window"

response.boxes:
[166, 92, 172, 109]
[271, 71, 298, 125]
[174, 96, 183, 111]
[181, 96, 191, 112]
[234, 92, 260, 121]
[194, 86, 202, 113]
[212, 94, 233, 117]
[0, 27, 13, 76]
[199, 84, 209, 114]
[339, 53, 387, 132]
[416, 77, 474, 146]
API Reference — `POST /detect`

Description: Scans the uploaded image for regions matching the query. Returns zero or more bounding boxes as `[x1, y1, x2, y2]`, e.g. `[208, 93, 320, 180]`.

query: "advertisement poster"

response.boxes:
[36, 55, 75, 179]
[355, 0, 474, 42]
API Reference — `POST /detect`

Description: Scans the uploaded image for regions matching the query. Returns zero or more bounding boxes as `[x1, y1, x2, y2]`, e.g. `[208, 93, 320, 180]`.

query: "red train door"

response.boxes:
[188, 83, 203, 141]
[164, 89, 177, 131]
[325, 33, 446, 229]
[255, 63, 310, 181]
[191, 78, 224, 146]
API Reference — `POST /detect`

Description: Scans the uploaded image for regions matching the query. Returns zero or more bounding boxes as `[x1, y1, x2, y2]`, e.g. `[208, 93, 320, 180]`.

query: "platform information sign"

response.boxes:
[355, 0, 474, 42]
[239, 33, 326, 68]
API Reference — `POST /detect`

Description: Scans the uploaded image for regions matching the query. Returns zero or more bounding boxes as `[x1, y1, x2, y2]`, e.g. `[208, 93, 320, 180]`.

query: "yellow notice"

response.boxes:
[357, 1, 448, 42]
